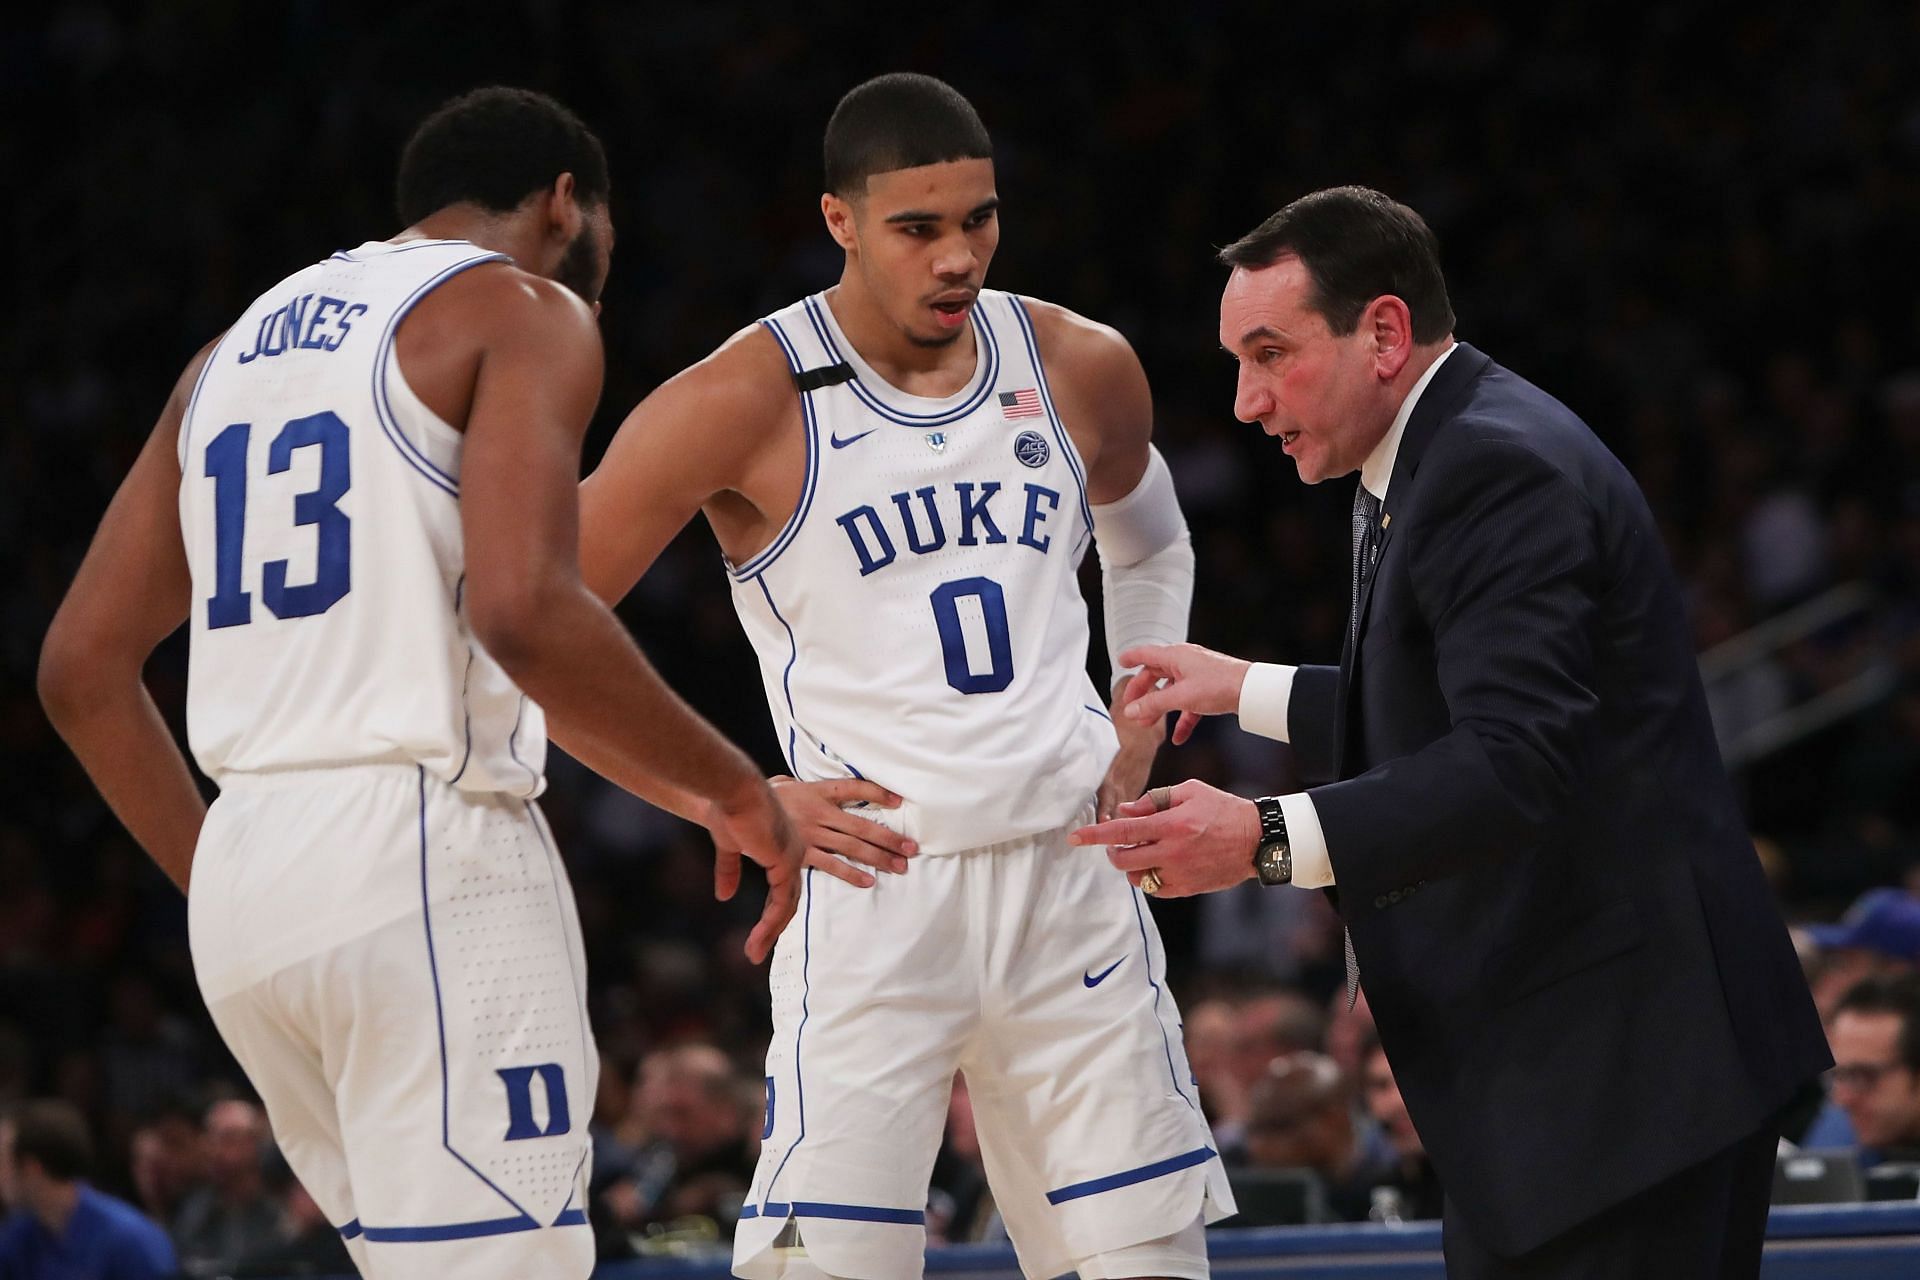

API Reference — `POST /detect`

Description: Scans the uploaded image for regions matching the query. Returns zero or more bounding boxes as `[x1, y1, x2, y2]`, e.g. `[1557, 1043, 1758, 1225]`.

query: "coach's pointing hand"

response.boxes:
[1070, 779, 1259, 898]
[1115, 643, 1252, 746]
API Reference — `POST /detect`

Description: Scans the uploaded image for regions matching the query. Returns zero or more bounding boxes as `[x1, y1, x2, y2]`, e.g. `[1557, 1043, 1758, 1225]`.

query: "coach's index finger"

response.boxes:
[1117, 643, 1179, 673]
[1069, 812, 1172, 850]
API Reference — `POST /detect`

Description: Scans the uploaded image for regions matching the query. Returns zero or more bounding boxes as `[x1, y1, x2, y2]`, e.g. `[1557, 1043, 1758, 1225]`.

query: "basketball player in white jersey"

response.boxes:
[37, 88, 804, 1280]
[578, 75, 1233, 1280]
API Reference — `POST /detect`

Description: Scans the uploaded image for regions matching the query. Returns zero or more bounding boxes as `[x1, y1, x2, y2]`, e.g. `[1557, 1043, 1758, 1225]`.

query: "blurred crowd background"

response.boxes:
[4, 2, 1919, 1272]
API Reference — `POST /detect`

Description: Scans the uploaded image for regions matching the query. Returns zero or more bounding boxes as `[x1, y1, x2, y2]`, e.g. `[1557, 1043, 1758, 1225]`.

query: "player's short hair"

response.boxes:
[1835, 972, 1920, 1072]
[1219, 186, 1456, 344]
[6, 1099, 93, 1182]
[396, 86, 609, 225]
[824, 73, 993, 197]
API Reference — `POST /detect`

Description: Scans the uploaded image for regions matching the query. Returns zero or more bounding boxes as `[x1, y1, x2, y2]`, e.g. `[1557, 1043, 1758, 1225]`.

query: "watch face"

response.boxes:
[1257, 844, 1289, 885]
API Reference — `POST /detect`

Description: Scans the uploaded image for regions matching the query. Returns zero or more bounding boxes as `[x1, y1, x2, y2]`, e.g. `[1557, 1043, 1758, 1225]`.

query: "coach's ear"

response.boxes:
[821, 192, 858, 254]
[1366, 293, 1415, 382]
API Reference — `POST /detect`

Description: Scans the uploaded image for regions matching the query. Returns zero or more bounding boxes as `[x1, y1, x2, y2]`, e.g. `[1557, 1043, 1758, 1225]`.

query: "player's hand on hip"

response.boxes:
[706, 778, 806, 963]
[771, 777, 918, 888]
[1069, 779, 1259, 898]
[1116, 643, 1253, 746]
[1097, 680, 1166, 822]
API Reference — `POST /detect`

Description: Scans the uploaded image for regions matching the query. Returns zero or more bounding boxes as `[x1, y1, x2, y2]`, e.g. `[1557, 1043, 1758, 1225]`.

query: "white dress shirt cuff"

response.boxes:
[1237, 662, 1297, 742]
[1279, 792, 1335, 888]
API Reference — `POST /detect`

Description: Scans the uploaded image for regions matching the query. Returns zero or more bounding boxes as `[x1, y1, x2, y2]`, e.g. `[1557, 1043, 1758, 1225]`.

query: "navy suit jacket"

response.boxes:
[1288, 344, 1830, 1255]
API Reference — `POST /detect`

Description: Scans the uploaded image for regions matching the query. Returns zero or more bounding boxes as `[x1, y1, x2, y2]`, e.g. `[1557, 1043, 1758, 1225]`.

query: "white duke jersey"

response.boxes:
[178, 239, 546, 796]
[729, 290, 1119, 854]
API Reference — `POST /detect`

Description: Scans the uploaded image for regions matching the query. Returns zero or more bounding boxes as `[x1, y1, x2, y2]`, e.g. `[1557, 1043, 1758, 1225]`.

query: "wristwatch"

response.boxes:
[1253, 796, 1292, 886]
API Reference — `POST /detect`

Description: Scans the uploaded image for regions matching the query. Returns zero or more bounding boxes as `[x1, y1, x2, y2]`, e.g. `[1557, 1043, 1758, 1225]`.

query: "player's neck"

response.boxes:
[825, 280, 978, 399]
[398, 210, 538, 272]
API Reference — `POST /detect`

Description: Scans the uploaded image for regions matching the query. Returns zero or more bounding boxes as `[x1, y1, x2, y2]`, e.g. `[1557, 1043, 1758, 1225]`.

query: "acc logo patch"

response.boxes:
[1014, 430, 1050, 469]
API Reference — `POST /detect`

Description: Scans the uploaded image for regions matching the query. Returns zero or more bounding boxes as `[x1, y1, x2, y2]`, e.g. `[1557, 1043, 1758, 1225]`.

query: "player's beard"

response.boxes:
[554, 228, 604, 306]
[906, 326, 965, 349]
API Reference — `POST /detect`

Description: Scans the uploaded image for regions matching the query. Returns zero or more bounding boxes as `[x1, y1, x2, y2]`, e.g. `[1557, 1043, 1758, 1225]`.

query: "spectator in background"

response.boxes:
[1801, 888, 1920, 1022]
[1237, 1052, 1397, 1222]
[170, 1098, 280, 1278]
[1790, 889, 1920, 1148]
[1229, 990, 1329, 1087]
[0, 1099, 176, 1280]
[1324, 988, 1376, 1081]
[228, 1150, 354, 1278]
[927, 1075, 1001, 1246]
[127, 1101, 204, 1226]
[1359, 1037, 1443, 1222]
[597, 1045, 756, 1242]
[1826, 974, 1920, 1167]
[1183, 997, 1248, 1138]
[1185, 988, 1329, 1154]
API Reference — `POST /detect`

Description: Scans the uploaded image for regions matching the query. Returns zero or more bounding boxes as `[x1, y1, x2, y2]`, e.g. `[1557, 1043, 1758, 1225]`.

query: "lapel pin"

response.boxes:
[1382, 513, 1392, 529]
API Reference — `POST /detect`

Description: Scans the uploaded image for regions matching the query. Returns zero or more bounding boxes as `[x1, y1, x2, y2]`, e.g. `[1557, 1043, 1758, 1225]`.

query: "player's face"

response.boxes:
[845, 159, 1000, 348]
[1220, 258, 1392, 484]
[555, 200, 614, 308]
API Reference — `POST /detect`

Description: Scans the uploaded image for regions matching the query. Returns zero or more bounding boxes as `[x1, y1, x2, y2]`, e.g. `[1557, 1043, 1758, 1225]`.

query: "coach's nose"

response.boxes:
[1233, 363, 1273, 425]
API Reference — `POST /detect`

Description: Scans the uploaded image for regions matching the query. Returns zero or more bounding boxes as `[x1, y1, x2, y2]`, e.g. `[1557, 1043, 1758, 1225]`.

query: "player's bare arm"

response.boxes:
[452, 267, 801, 959]
[577, 326, 918, 888]
[1029, 301, 1193, 821]
[38, 341, 222, 894]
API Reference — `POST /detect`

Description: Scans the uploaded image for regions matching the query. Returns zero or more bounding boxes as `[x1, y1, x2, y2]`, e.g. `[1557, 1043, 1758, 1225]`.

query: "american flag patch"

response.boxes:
[999, 388, 1043, 419]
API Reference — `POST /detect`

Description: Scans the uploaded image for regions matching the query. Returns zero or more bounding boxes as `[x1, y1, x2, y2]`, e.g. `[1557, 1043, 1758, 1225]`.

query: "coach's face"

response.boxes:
[1221, 257, 1398, 484]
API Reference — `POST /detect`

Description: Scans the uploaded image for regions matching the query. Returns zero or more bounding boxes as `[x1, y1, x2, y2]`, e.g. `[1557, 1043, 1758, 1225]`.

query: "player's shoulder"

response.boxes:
[433, 260, 598, 345]
[1003, 294, 1144, 387]
[641, 319, 797, 428]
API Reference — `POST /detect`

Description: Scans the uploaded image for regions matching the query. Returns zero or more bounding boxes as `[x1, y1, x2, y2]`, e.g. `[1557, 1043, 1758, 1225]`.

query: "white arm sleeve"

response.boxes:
[1091, 447, 1194, 689]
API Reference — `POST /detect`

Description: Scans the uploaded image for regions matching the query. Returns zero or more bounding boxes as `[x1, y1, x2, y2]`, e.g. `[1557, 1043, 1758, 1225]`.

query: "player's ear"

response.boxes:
[821, 192, 858, 254]
[548, 172, 584, 246]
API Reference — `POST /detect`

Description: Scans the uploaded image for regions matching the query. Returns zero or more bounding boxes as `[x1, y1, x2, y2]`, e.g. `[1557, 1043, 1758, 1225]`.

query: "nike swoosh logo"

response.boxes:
[829, 429, 877, 449]
[1083, 959, 1123, 988]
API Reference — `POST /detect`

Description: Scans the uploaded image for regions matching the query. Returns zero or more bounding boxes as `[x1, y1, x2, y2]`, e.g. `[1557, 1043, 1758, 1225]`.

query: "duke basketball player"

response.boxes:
[38, 88, 800, 1280]
[579, 75, 1233, 1280]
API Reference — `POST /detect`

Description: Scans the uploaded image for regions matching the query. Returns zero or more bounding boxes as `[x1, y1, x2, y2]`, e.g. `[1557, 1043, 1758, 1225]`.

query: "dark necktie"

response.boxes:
[1350, 484, 1382, 648]
[1342, 483, 1382, 1008]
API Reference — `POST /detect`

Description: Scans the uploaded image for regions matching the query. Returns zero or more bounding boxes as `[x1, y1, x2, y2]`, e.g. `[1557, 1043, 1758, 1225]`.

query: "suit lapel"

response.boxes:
[1333, 343, 1493, 770]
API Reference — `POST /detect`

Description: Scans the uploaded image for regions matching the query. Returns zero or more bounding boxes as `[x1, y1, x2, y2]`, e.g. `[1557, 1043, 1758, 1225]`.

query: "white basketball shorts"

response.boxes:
[188, 764, 596, 1280]
[733, 806, 1234, 1280]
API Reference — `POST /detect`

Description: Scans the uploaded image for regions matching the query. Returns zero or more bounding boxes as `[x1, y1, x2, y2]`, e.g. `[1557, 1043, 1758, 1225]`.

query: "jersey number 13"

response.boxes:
[202, 412, 352, 629]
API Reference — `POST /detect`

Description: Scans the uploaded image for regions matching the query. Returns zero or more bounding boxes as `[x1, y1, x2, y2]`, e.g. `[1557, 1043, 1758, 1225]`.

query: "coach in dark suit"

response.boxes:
[1072, 186, 1831, 1277]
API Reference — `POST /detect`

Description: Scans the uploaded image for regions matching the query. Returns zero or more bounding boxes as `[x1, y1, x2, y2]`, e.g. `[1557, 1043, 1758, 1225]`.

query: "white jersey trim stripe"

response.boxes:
[801, 296, 1001, 428]
[447, 575, 478, 786]
[370, 251, 508, 498]
[731, 317, 822, 582]
[755, 576, 802, 772]
[177, 328, 238, 465]
[504, 695, 539, 798]
[1008, 296, 1096, 547]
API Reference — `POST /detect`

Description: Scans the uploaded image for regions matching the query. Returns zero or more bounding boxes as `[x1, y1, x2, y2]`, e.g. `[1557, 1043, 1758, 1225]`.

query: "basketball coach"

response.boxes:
[1072, 186, 1831, 1277]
